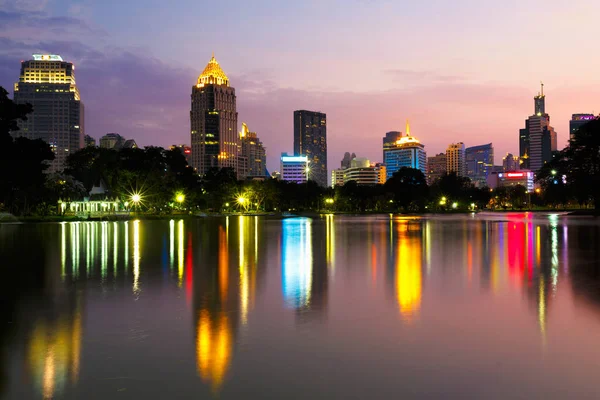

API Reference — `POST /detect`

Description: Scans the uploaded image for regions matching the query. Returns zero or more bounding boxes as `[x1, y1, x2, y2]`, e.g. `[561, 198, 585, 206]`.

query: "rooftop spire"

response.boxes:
[196, 54, 229, 87]
[540, 81, 544, 97]
[406, 119, 411, 137]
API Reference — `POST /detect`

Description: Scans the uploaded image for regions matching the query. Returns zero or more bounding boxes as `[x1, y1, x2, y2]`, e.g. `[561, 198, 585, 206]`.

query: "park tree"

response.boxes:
[384, 167, 428, 212]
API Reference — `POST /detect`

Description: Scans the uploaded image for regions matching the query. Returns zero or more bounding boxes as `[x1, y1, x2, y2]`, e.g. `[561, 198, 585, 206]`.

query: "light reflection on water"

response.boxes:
[3, 214, 600, 399]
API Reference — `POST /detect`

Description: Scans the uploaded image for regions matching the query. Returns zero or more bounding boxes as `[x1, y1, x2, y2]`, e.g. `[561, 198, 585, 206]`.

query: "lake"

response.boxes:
[2, 214, 600, 399]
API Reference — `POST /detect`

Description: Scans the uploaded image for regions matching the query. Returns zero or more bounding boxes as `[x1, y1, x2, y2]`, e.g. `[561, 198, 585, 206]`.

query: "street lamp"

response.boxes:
[175, 192, 185, 204]
[452, 202, 458, 209]
[325, 198, 334, 204]
[551, 170, 557, 176]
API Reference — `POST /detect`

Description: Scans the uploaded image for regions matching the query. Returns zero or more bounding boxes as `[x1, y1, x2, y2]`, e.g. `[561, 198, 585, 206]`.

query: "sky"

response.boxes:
[1, 0, 600, 173]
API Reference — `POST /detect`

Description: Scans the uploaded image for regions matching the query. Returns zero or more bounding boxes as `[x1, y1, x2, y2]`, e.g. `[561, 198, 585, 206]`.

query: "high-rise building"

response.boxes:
[99, 133, 125, 149]
[502, 153, 520, 171]
[383, 122, 426, 180]
[340, 152, 356, 169]
[519, 84, 557, 172]
[465, 143, 494, 187]
[84, 135, 96, 147]
[293, 110, 327, 187]
[12, 54, 84, 172]
[280, 153, 308, 184]
[383, 131, 401, 161]
[570, 114, 596, 140]
[239, 122, 267, 179]
[426, 153, 446, 184]
[190, 54, 238, 177]
[446, 142, 466, 177]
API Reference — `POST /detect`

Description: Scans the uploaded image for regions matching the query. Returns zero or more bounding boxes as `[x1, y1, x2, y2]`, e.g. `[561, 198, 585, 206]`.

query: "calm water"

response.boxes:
[2, 214, 600, 399]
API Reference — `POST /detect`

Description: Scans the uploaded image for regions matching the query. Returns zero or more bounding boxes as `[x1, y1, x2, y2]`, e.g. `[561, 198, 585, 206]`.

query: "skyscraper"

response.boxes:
[446, 142, 466, 177]
[383, 122, 426, 180]
[280, 153, 308, 184]
[519, 84, 557, 172]
[383, 131, 401, 161]
[293, 110, 327, 187]
[426, 153, 446, 184]
[465, 143, 494, 187]
[502, 153, 520, 171]
[570, 114, 596, 140]
[340, 152, 356, 169]
[239, 122, 267, 179]
[13, 54, 84, 172]
[190, 54, 238, 177]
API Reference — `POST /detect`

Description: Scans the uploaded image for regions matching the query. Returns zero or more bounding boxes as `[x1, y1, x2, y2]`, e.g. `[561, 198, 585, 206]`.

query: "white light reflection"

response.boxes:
[133, 220, 140, 294]
[73, 222, 80, 278]
[113, 222, 118, 277]
[61, 223, 66, 280]
[169, 219, 175, 271]
[101, 222, 108, 281]
[124, 221, 129, 273]
[550, 215, 558, 291]
[281, 218, 313, 308]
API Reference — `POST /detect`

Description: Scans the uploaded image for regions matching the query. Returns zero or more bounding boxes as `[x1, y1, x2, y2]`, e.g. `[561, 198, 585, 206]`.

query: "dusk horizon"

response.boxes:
[2, 0, 599, 172]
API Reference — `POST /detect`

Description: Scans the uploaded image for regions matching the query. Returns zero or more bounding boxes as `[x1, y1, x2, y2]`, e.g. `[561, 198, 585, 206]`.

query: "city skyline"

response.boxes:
[2, 1, 600, 174]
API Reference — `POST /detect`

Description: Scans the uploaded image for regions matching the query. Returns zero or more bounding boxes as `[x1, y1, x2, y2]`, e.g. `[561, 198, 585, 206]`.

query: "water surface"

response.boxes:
[2, 214, 600, 399]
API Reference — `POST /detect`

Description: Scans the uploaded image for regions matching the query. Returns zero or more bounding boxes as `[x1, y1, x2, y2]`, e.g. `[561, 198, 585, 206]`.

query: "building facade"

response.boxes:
[280, 153, 308, 184]
[383, 131, 401, 162]
[465, 143, 494, 187]
[570, 114, 596, 140]
[238, 122, 267, 179]
[331, 169, 345, 187]
[342, 158, 384, 186]
[519, 85, 557, 172]
[84, 135, 96, 147]
[13, 54, 84, 172]
[426, 153, 446, 184]
[446, 142, 466, 177]
[190, 55, 239, 177]
[383, 124, 426, 180]
[293, 110, 327, 187]
[487, 170, 535, 193]
[502, 153, 520, 171]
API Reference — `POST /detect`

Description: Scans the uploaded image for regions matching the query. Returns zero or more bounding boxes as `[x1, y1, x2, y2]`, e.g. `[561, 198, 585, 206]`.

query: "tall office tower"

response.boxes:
[280, 153, 308, 184]
[426, 153, 446, 184]
[190, 54, 238, 177]
[446, 142, 466, 177]
[239, 122, 267, 179]
[502, 153, 520, 171]
[12, 54, 84, 172]
[465, 143, 494, 187]
[570, 114, 596, 140]
[293, 110, 327, 187]
[340, 152, 356, 169]
[383, 122, 426, 180]
[84, 135, 96, 147]
[99, 133, 125, 149]
[383, 131, 402, 161]
[519, 84, 557, 172]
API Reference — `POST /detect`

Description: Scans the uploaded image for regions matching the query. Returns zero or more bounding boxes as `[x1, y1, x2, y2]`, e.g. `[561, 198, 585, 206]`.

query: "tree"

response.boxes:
[384, 167, 428, 212]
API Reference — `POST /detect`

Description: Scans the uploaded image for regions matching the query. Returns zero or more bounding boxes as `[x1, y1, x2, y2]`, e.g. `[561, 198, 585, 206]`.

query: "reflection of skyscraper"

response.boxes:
[190, 55, 239, 176]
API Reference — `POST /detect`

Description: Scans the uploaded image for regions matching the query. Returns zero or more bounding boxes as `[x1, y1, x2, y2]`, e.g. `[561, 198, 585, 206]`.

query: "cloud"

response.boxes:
[383, 68, 466, 84]
[0, 0, 48, 12]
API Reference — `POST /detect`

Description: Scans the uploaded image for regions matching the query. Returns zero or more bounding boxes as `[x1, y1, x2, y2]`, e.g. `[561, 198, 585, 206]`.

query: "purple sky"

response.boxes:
[1, 0, 600, 173]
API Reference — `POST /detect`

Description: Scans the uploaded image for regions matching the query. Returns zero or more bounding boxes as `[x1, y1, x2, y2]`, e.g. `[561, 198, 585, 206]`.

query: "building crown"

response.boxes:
[197, 53, 229, 87]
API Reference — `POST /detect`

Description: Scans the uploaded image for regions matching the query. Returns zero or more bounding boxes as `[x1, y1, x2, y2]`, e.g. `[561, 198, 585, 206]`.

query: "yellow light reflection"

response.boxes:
[325, 214, 336, 272]
[101, 222, 108, 281]
[61, 223, 66, 280]
[536, 226, 541, 266]
[219, 226, 229, 303]
[178, 220, 184, 287]
[539, 276, 546, 345]
[133, 220, 140, 294]
[124, 221, 129, 273]
[196, 309, 232, 392]
[395, 221, 422, 321]
[74, 222, 80, 278]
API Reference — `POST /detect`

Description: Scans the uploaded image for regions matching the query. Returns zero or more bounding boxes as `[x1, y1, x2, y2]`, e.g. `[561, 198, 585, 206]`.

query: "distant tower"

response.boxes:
[570, 114, 596, 140]
[446, 142, 466, 177]
[239, 122, 267, 179]
[13, 54, 84, 172]
[519, 83, 557, 172]
[293, 110, 327, 187]
[383, 121, 427, 180]
[465, 143, 494, 187]
[190, 54, 239, 177]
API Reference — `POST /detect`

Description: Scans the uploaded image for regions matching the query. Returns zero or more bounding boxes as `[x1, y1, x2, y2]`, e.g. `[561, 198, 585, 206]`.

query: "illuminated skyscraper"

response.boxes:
[465, 143, 494, 187]
[426, 153, 446, 184]
[446, 142, 466, 177]
[13, 54, 84, 172]
[502, 153, 520, 171]
[570, 114, 596, 140]
[239, 122, 267, 179]
[190, 54, 239, 177]
[383, 122, 427, 180]
[281, 153, 309, 184]
[519, 84, 557, 172]
[293, 110, 327, 187]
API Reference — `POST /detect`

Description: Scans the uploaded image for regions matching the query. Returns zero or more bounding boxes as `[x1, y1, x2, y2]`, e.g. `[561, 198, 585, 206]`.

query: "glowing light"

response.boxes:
[175, 192, 185, 204]
[452, 202, 458, 209]
[237, 196, 246, 205]
[196, 310, 232, 391]
[131, 193, 141, 204]
[551, 170, 557, 176]
[326, 214, 336, 272]
[325, 198, 334, 204]
[395, 221, 422, 320]
[197, 54, 229, 87]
